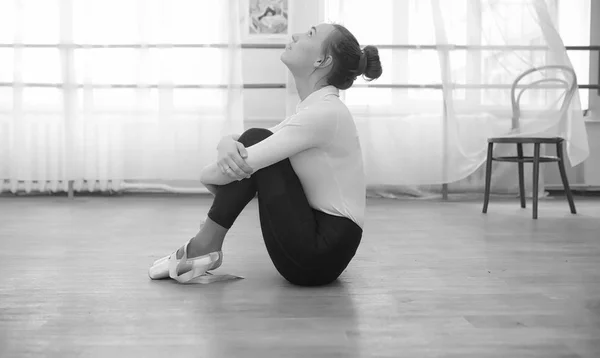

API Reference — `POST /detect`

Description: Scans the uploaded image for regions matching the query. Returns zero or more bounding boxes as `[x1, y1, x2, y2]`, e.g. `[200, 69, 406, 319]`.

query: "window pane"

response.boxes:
[0, 89, 13, 110]
[77, 89, 142, 112]
[160, 49, 223, 85]
[0, 1, 16, 43]
[449, 50, 467, 83]
[344, 88, 391, 106]
[408, 51, 439, 84]
[406, 88, 443, 103]
[75, 88, 224, 112]
[482, 1, 543, 47]
[73, 0, 144, 44]
[73, 0, 225, 44]
[325, 0, 393, 44]
[22, 88, 62, 111]
[439, 0, 468, 45]
[405, 0, 467, 45]
[74, 48, 224, 85]
[22, 0, 60, 44]
[169, 0, 224, 44]
[407, 0, 435, 45]
[173, 89, 225, 109]
[0, 49, 14, 82]
[558, 0, 591, 109]
[22, 49, 61, 83]
[568, 50, 590, 109]
[74, 49, 138, 85]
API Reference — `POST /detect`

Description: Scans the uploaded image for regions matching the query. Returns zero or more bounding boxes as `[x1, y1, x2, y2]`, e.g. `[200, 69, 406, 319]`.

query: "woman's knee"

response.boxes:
[238, 128, 273, 147]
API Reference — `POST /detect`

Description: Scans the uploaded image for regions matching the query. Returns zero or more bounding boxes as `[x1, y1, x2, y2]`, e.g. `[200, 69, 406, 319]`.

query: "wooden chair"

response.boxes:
[482, 65, 577, 219]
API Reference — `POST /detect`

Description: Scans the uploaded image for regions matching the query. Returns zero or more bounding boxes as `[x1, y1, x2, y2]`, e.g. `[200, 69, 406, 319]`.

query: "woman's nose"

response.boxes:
[291, 33, 299, 42]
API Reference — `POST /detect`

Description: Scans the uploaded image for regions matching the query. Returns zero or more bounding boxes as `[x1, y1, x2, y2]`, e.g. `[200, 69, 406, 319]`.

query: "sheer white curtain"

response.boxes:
[0, 0, 243, 194]
[316, 0, 590, 198]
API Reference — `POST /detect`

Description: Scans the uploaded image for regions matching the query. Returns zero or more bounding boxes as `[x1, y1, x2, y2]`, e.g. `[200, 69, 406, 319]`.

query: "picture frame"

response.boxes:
[241, 0, 291, 43]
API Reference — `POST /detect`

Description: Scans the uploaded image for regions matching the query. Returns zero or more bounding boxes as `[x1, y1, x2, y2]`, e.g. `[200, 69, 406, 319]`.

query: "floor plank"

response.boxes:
[0, 194, 599, 357]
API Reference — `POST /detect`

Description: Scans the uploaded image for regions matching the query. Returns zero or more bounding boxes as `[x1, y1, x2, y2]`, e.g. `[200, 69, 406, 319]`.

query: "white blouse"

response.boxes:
[245, 86, 366, 229]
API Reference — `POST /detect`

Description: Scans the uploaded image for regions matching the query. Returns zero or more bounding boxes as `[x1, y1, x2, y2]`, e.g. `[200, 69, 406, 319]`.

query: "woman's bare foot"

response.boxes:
[175, 239, 220, 259]
[174, 218, 228, 259]
[149, 218, 227, 280]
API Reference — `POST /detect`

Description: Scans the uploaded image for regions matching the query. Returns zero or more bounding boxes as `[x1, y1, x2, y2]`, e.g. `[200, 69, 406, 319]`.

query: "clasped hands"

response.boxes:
[217, 136, 253, 181]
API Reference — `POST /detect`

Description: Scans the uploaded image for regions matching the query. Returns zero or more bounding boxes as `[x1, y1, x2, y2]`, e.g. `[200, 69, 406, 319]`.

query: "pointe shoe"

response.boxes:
[148, 241, 222, 280]
[148, 221, 211, 280]
[168, 239, 223, 284]
[148, 247, 222, 280]
[148, 255, 172, 280]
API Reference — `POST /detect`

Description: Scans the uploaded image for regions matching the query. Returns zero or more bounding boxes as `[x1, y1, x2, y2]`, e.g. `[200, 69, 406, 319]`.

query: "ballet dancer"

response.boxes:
[148, 23, 383, 286]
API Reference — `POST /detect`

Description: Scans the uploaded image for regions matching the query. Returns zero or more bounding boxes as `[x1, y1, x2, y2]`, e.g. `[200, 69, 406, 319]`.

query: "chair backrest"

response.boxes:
[510, 65, 577, 130]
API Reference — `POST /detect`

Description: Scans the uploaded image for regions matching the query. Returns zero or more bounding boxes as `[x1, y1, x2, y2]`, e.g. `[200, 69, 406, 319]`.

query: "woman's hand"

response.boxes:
[217, 137, 253, 181]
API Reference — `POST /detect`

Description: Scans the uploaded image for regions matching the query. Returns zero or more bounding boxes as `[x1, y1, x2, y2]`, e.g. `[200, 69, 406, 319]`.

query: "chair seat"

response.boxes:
[488, 136, 564, 144]
[492, 155, 560, 163]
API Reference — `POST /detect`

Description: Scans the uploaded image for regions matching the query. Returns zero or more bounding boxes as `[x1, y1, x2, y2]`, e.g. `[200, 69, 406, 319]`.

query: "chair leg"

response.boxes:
[482, 142, 494, 214]
[516, 143, 526, 208]
[556, 142, 577, 214]
[532, 143, 541, 219]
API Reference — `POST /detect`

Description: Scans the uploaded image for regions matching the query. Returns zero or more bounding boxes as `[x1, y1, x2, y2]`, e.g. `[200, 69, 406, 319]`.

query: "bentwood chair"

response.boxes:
[482, 65, 577, 219]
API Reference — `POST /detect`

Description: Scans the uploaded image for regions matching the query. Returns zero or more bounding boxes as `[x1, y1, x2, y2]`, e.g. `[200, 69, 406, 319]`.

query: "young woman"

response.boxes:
[148, 23, 382, 286]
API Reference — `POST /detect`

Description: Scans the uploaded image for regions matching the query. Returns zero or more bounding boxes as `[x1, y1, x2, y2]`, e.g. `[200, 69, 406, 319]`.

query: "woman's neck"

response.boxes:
[294, 75, 328, 102]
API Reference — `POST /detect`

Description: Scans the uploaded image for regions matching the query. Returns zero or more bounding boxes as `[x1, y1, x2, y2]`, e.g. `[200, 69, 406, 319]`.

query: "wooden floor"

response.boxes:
[0, 194, 599, 358]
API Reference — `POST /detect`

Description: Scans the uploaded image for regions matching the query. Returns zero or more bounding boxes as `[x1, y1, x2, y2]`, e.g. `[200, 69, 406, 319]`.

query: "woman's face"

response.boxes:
[281, 23, 335, 76]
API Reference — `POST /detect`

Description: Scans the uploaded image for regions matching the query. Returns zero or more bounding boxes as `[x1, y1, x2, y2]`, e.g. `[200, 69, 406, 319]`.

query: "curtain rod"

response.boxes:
[355, 84, 600, 90]
[0, 43, 598, 51]
[0, 83, 286, 89]
[1, 83, 598, 90]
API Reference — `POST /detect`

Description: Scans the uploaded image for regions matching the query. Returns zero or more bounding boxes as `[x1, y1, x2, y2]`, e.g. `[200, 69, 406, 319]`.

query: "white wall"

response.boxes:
[242, 0, 320, 129]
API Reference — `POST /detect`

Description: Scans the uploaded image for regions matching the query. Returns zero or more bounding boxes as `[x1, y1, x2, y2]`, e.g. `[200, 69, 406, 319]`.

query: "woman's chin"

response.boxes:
[280, 52, 302, 74]
[280, 51, 290, 65]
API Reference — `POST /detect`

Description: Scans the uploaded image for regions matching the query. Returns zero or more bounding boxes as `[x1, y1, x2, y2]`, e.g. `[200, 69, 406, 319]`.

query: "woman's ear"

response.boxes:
[313, 55, 333, 69]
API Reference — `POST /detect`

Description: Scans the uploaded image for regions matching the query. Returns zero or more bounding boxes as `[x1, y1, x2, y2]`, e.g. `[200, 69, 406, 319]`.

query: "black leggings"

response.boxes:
[207, 128, 363, 286]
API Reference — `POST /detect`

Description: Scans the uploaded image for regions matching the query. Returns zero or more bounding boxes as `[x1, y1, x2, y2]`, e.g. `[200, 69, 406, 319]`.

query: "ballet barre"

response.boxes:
[0, 83, 597, 90]
[0, 43, 598, 51]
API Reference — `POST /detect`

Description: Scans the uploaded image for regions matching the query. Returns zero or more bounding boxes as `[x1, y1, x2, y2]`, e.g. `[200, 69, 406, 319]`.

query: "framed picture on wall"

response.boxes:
[242, 0, 290, 42]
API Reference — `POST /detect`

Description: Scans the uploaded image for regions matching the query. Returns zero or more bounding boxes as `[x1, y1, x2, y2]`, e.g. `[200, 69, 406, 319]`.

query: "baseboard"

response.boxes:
[545, 184, 600, 191]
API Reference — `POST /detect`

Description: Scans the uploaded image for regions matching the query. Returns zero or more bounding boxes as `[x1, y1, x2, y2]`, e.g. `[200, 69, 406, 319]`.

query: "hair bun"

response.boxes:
[357, 52, 368, 76]
[362, 45, 383, 81]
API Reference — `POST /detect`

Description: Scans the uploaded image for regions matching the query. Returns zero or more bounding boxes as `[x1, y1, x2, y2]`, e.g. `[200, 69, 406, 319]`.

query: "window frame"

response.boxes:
[325, 0, 594, 114]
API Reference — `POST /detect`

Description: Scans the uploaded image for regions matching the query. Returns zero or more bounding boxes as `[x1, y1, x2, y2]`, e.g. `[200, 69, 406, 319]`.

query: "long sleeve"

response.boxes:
[200, 86, 365, 228]
[199, 104, 339, 186]
[245, 104, 340, 171]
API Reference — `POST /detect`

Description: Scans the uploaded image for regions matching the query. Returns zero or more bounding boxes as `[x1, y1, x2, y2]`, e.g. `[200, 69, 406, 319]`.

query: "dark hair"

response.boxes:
[321, 24, 383, 90]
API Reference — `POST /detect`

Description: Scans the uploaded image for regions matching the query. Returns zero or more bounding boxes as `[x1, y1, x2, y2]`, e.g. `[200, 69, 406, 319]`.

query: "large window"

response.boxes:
[323, 0, 592, 110]
[323, 0, 394, 106]
[0, 0, 229, 116]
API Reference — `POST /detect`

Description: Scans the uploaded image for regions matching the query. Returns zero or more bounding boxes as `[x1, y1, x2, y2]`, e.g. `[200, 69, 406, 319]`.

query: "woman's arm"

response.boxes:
[200, 133, 251, 186]
[200, 162, 236, 186]
[203, 183, 219, 196]
[201, 106, 338, 186]
[221, 133, 240, 144]
[244, 106, 338, 172]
